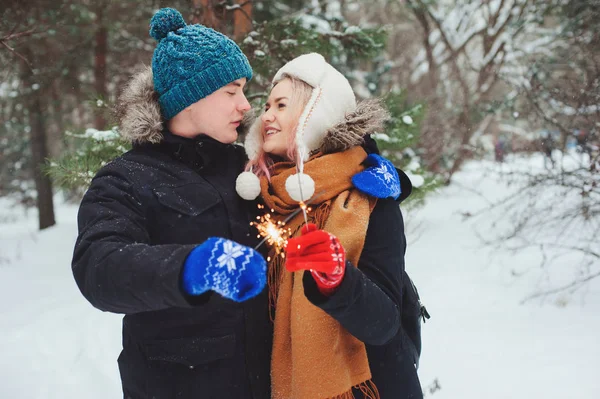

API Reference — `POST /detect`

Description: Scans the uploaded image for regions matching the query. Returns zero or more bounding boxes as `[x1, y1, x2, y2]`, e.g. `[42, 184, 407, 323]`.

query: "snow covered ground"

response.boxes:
[408, 154, 600, 398]
[1, 155, 599, 398]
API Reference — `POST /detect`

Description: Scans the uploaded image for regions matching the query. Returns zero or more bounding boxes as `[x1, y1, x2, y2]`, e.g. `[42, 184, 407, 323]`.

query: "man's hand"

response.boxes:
[182, 238, 267, 302]
[352, 154, 401, 199]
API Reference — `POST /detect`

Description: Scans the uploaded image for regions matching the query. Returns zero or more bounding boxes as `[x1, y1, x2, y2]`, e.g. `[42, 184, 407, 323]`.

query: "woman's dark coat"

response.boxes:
[301, 100, 423, 399]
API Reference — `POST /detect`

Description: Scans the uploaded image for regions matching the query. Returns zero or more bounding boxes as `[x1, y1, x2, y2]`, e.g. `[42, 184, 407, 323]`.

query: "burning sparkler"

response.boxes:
[252, 202, 313, 260]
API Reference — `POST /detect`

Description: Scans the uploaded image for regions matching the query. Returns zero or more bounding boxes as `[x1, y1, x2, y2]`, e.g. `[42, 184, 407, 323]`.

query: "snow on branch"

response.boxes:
[409, 0, 560, 93]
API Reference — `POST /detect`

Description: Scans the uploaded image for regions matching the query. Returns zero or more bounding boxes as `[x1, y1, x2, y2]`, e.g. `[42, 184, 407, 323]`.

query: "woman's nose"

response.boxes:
[262, 109, 274, 123]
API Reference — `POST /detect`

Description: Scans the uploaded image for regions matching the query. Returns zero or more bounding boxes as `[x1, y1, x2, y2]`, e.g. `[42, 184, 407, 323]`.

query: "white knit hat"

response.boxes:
[244, 53, 356, 163]
[236, 53, 356, 201]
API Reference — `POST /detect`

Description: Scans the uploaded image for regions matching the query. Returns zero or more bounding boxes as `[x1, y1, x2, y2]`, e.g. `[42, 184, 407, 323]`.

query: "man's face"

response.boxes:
[176, 78, 251, 143]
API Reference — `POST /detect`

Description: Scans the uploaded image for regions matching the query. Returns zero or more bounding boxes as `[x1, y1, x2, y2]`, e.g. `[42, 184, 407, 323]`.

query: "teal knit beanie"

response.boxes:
[149, 8, 253, 120]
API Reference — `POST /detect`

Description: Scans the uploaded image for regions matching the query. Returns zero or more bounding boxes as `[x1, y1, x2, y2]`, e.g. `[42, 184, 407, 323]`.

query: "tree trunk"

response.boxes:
[233, 0, 252, 41]
[192, 0, 221, 31]
[30, 92, 55, 229]
[94, 6, 108, 129]
[22, 50, 55, 230]
[445, 109, 478, 184]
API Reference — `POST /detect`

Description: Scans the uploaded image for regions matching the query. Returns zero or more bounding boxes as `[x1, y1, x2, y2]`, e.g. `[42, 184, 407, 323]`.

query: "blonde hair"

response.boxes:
[246, 74, 313, 180]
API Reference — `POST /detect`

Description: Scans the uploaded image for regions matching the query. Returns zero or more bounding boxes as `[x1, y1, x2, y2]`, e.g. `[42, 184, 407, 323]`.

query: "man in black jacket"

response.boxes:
[72, 8, 271, 399]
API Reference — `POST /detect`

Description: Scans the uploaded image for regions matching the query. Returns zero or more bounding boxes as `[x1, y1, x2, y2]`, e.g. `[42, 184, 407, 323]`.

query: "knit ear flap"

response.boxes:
[294, 86, 322, 163]
[244, 117, 263, 160]
[237, 115, 263, 201]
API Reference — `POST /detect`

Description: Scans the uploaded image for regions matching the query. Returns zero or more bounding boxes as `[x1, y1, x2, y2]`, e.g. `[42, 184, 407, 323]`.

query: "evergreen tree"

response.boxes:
[44, 128, 130, 193]
[376, 91, 439, 207]
[45, 0, 438, 207]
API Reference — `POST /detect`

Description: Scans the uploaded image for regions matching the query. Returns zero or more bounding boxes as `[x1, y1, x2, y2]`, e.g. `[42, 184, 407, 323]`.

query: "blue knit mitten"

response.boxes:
[352, 154, 401, 199]
[182, 237, 267, 302]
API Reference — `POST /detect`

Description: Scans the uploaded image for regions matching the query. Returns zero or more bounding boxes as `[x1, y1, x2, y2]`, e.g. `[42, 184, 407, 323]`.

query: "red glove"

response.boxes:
[285, 223, 346, 295]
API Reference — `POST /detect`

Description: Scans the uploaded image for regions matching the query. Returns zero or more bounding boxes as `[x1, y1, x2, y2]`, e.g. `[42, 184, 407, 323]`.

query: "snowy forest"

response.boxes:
[1, 0, 599, 398]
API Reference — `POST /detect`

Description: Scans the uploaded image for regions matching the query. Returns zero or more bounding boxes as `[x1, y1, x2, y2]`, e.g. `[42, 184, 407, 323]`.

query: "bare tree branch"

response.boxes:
[0, 28, 40, 71]
[0, 39, 33, 71]
[520, 270, 600, 304]
[1, 28, 38, 42]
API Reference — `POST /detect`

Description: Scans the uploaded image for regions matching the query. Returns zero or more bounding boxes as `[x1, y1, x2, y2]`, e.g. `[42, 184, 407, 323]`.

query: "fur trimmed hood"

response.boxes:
[114, 66, 164, 144]
[243, 98, 389, 161]
[319, 98, 389, 154]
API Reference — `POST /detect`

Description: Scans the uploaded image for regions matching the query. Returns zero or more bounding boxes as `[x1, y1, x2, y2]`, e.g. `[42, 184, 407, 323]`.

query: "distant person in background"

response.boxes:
[494, 135, 506, 163]
[541, 132, 555, 168]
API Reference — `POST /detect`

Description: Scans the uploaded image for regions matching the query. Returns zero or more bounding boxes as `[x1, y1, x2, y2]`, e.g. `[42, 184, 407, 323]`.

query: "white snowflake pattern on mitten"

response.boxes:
[351, 154, 401, 199]
[183, 237, 267, 302]
[216, 240, 245, 272]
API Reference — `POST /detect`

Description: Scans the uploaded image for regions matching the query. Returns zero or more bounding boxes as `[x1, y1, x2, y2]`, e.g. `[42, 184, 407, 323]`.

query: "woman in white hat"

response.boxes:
[235, 53, 423, 399]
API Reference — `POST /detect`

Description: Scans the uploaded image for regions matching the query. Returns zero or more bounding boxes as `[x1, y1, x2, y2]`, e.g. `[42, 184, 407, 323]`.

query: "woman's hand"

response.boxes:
[286, 223, 345, 274]
[285, 223, 346, 295]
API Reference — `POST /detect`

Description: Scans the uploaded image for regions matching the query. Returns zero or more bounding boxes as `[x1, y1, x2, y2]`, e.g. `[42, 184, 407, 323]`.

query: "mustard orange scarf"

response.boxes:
[260, 146, 379, 399]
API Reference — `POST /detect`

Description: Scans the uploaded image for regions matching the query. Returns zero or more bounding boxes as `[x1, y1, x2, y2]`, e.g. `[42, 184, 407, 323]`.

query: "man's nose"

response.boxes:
[239, 94, 251, 112]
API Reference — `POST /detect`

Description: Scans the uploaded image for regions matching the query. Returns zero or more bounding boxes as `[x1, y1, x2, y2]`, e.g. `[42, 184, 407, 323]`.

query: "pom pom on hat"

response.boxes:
[149, 8, 186, 41]
[236, 171, 262, 200]
[285, 173, 315, 202]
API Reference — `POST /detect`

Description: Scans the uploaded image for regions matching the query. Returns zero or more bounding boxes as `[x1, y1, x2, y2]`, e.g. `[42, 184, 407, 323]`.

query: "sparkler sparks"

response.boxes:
[251, 203, 313, 260]
[251, 205, 291, 260]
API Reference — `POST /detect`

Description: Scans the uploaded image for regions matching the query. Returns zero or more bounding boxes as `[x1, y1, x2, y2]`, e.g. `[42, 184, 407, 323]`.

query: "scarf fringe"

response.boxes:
[311, 201, 331, 229]
[326, 379, 380, 399]
[267, 254, 282, 320]
[357, 379, 380, 399]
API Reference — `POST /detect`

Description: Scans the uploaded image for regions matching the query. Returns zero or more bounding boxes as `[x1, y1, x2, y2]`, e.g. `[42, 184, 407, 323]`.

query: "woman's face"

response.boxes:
[261, 79, 301, 159]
